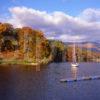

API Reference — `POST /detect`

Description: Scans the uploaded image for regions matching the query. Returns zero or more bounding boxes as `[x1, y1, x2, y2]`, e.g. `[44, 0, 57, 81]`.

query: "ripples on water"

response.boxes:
[0, 63, 100, 100]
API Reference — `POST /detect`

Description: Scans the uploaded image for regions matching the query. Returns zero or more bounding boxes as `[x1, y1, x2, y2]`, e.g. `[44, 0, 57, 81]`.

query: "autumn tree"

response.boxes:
[0, 23, 15, 51]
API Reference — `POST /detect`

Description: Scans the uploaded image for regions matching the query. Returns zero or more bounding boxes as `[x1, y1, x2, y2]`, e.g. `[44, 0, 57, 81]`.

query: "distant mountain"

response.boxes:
[64, 42, 100, 53]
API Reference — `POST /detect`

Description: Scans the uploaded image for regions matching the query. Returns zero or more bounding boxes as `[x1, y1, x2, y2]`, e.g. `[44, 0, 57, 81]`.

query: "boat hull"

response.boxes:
[71, 63, 79, 67]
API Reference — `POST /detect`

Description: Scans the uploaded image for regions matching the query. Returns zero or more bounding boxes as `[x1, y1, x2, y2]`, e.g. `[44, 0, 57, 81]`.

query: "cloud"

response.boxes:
[6, 7, 100, 42]
[79, 8, 100, 22]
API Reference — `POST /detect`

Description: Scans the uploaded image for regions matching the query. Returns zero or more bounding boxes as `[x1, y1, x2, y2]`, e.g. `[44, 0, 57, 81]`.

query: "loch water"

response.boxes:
[0, 62, 100, 100]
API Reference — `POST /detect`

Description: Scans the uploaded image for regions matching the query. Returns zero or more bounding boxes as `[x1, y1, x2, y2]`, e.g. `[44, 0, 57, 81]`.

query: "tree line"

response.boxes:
[0, 22, 99, 64]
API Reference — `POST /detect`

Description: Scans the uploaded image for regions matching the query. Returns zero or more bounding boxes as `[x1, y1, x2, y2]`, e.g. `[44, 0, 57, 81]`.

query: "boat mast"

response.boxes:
[73, 42, 76, 63]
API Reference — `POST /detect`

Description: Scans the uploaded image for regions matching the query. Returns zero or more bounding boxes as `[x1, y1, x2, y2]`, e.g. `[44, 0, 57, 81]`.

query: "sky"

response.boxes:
[0, 0, 100, 42]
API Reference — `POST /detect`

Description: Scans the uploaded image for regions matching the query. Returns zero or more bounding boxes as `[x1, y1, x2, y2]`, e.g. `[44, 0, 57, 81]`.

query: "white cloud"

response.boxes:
[79, 8, 100, 22]
[6, 7, 100, 42]
[58, 34, 86, 42]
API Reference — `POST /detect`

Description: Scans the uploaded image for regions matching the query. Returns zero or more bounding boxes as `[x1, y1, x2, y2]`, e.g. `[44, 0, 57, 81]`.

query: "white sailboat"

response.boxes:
[71, 43, 79, 67]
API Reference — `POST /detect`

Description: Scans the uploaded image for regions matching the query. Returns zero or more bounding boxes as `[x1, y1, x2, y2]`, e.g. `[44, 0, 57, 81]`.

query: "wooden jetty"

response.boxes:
[60, 75, 100, 82]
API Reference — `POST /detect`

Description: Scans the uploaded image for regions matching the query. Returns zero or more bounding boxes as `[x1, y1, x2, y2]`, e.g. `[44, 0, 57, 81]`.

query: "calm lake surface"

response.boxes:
[0, 62, 100, 100]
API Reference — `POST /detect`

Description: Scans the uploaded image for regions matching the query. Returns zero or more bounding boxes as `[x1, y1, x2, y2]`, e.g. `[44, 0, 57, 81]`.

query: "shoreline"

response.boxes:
[0, 56, 53, 66]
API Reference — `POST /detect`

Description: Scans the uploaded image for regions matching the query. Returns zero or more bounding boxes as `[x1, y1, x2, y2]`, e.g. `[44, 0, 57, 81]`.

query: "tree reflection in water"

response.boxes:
[36, 65, 40, 71]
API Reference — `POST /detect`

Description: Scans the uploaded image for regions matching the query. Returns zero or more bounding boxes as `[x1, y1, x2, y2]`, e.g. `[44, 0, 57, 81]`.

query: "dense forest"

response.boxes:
[0, 22, 99, 64]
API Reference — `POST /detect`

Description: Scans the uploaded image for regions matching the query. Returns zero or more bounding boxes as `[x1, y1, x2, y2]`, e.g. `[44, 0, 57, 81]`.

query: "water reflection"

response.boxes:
[71, 66, 78, 78]
[36, 65, 40, 71]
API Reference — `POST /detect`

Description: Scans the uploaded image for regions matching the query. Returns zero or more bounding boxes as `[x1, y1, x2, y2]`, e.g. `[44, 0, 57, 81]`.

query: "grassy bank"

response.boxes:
[0, 55, 52, 66]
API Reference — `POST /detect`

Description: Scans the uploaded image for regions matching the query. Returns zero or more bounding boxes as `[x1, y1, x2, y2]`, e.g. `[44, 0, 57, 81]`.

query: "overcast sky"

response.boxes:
[0, 0, 100, 42]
